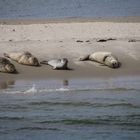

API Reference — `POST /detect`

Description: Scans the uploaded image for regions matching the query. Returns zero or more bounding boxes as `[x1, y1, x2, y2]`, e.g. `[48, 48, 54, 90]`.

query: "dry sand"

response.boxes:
[0, 18, 140, 80]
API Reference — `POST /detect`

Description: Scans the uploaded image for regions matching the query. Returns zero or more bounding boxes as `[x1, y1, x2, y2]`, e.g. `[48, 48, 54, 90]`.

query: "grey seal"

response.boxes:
[40, 58, 68, 70]
[4, 52, 39, 66]
[79, 52, 120, 68]
[0, 57, 17, 73]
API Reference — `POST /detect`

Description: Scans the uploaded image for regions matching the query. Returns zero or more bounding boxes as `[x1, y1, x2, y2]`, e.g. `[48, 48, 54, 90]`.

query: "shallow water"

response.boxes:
[0, 77, 140, 140]
[0, 0, 140, 19]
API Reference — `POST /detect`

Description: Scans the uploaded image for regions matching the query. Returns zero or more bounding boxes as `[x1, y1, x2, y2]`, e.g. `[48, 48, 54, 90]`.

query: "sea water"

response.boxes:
[0, 77, 140, 140]
[0, 0, 140, 19]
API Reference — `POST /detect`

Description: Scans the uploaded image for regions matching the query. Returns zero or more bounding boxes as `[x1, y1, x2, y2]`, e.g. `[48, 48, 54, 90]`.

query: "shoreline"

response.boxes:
[0, 16, 140, 25]
[0, 17, 140, 81]
[1, 55, 140, 81]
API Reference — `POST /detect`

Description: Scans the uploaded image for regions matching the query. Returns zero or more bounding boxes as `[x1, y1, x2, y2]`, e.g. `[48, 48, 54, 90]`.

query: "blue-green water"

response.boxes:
[0, 0, 140, 19]
[0, 77, 140, 140]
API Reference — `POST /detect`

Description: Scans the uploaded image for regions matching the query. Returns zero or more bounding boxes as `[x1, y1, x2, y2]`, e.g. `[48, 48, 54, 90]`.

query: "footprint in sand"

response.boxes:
[128, 39, 140, 42]
[97, 38, 116, 42]
[76, 40, 84, 43]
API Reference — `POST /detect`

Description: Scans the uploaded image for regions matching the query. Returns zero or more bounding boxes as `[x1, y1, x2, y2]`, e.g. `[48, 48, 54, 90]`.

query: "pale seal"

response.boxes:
[0, 57, 17, 73]
[79, 52, 120, 68]
[4, 52, 40, 66]
[40, 58, 68, 70]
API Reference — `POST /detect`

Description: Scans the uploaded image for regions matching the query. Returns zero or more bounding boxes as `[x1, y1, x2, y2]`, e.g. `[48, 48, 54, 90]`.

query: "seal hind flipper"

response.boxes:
[79, 54, 90, 61]
[40, 60, 49, 65]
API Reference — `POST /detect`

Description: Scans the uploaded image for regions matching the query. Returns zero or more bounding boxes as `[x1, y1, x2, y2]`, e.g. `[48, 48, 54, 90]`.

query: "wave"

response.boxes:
[1, 114, 139, 126]
[28, 101, 140, 108]
[0, 102, 139, 113]
[15, 127, 59, 131]
[2, 84, 140, 94]
[38, 114, 140, 126]
[0, 116, 25, 121]
[0, 127, 60, 134]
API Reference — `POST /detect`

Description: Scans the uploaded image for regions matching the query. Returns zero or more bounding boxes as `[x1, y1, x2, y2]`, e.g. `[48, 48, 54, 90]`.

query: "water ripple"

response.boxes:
[28, 101, 140, 108]
[39, 115, 140, 126]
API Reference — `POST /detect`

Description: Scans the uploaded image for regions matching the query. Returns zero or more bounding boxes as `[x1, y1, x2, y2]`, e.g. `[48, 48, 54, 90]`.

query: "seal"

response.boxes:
[79, 52, 120, 68]
[4, 52, 40, 66]
[40, 58, 68, 70]
[0, 57, 17, 73]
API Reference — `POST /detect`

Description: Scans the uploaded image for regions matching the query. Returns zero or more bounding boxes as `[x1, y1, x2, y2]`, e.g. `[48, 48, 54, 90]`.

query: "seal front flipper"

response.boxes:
[3, 53, 10, 58]
[52, 66, 57, 70]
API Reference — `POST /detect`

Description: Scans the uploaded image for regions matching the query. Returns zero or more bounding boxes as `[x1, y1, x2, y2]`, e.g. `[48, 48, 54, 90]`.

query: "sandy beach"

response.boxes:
[0, 17, 140, 80]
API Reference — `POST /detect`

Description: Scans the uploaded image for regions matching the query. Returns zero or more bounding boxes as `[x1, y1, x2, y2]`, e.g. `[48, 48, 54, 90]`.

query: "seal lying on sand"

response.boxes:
[40, 58, 68, 70]
[79, 52, 120, 68]
[0, 57, 16, 73]
[4, 52, 40, 66]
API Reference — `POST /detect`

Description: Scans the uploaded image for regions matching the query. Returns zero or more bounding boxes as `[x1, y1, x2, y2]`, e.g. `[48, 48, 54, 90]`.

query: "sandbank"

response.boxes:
[0, 17, 140, 81]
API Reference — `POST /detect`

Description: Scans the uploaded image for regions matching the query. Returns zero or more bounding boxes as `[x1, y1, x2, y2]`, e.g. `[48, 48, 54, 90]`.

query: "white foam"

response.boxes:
[57, 87, 70, 91]
[2, 86, 70, 94]
[24, 84, 37, 94]
[39, 87, 70, 93]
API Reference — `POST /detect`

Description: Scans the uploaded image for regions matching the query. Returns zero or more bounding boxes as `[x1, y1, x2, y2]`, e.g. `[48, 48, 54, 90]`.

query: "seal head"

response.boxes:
[0, 57, 17, 73]
[104, 56, 120, 68]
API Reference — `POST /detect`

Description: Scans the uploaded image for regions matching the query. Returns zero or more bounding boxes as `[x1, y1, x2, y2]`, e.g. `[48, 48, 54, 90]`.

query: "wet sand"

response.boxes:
[0, 17, 140, 80]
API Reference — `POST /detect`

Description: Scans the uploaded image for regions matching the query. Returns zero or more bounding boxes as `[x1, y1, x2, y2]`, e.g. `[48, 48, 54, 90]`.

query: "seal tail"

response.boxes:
[4, 53, 10, 58]
[40, 60, 49, 65]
